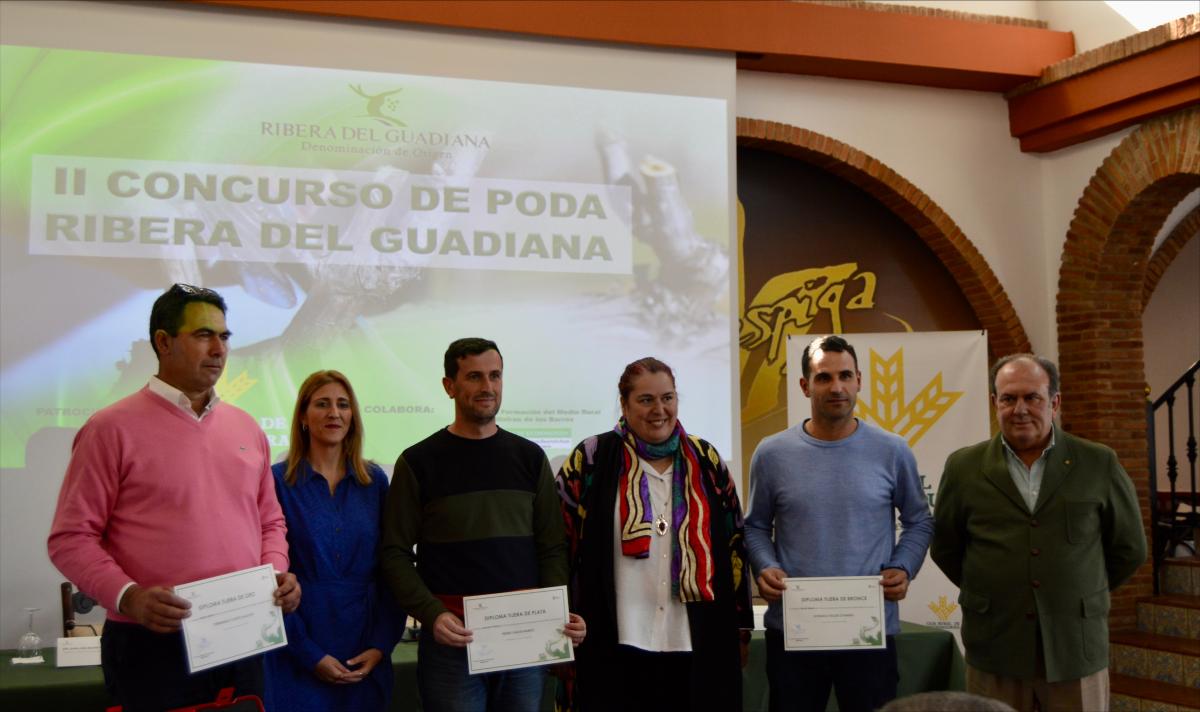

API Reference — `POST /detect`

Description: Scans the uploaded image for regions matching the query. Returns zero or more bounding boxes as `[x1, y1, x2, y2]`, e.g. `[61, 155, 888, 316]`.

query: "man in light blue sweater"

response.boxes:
[746, 335, 933, 712]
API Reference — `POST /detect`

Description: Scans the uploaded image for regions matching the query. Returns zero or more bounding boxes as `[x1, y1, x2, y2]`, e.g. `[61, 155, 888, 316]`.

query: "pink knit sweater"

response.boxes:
[48, 387, 289, 623]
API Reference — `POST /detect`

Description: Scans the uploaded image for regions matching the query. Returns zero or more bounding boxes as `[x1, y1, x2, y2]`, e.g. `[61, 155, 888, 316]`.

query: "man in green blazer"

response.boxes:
[931, 354, 1146, 712]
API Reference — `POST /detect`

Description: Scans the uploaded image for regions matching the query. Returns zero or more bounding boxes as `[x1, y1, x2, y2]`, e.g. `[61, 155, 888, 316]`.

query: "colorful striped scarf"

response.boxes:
[615, 417, 716, 602]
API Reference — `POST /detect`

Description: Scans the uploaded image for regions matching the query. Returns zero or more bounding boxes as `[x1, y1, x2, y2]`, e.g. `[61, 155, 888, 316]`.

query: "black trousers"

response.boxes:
[578, 644, 729, 712]
[765, 629, 898, 712]
[101, 620, 264, 712]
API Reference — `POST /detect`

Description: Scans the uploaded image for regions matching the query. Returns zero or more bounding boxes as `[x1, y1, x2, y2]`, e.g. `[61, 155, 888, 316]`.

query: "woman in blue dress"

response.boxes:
[264, 370, 404, 712]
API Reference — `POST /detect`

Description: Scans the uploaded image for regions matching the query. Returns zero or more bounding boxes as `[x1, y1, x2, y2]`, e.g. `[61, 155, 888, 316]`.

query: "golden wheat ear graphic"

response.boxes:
[927, 595, 958, 622]
[215, 370, 258, 403]
[857, 348, 963, 448]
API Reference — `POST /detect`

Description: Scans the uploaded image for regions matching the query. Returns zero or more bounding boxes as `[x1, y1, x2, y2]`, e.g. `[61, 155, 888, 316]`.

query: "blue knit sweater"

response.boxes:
[745, 420, 933, 635]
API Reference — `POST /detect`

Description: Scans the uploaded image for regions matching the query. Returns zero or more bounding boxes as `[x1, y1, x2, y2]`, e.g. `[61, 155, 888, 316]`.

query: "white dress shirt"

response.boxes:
[613, 459, 692, 652]
[147, 376, 219, 421]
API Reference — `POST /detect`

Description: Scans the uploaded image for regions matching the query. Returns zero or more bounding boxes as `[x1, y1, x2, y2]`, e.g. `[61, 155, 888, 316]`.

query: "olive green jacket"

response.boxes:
[931, 427, 1146, 682]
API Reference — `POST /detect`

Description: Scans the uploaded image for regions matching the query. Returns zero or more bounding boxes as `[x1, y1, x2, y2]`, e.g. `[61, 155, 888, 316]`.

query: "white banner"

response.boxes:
[786, 331, 990, 642]
[30, 156, 633, 274]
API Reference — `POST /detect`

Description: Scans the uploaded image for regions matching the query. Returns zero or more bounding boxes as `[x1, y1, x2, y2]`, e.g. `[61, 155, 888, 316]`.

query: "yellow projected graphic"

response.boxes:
[927, 595, 958, 622]
[855, 348, 962, 448]
[216, 370, 258, 404]
[741, 263, 866, 364]
[740, 262, 900, 422]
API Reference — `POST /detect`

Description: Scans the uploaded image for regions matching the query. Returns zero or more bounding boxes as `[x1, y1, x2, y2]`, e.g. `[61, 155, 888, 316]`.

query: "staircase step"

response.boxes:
[1111, 672, 1200, 710]
[1112, 630, 1200, 655]
[1138, 595, 1200, 640]
[1111, 631, 1200, 687]
[1146, 596, 1200, 610]
[1164, 557, 1200, 597]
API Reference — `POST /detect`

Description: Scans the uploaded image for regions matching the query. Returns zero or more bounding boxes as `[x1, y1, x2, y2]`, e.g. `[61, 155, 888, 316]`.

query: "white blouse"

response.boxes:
[613, 459, 693, 652]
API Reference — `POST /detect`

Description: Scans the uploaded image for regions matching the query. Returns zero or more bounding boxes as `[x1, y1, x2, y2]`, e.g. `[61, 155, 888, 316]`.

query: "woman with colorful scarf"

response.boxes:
[556, 357, 753, 712]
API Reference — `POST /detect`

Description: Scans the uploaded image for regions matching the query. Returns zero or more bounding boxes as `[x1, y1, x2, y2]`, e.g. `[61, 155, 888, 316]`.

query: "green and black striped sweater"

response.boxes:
[380, 427, 568, 627]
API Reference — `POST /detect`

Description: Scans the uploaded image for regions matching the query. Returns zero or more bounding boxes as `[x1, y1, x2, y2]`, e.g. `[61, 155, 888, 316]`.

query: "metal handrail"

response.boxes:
[1147, 359, 1198, 595]
[1152, 360, 1200, 408]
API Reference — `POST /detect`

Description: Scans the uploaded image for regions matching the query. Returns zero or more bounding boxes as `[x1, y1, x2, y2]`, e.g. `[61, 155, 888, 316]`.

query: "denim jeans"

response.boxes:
[765, 628, 898, 712]
[417, 629, 545, 712]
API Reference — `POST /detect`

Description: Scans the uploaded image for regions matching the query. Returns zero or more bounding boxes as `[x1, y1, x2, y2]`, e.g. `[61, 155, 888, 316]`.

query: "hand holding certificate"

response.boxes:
[462, 586, 574, 674]
[782, 576, 885, 651]
[176, 564, 288, 673]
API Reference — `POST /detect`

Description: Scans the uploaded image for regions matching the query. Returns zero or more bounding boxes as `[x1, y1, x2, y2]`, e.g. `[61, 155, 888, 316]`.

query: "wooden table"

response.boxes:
[1, 621, 963, 711]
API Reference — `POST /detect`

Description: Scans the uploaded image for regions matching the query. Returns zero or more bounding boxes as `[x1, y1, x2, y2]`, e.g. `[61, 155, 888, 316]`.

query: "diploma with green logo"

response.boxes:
[176, 564, 287, 673]
[463, 585, 573, 674]
[782, 575, 886, 651]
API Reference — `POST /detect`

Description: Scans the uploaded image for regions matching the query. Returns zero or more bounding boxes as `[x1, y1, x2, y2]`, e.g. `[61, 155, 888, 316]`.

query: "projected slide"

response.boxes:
[0, 45, 732, 468]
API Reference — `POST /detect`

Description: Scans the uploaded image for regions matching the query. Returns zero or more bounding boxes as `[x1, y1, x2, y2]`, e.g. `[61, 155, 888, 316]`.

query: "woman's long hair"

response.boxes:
[282, 370, 373, 486]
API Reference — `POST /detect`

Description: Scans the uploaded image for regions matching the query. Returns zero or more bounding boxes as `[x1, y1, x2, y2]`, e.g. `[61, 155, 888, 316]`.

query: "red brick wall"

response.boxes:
[737, 118, 1031, 358]
[736, 112, 1200, 631]
[737, 111, 1200, 632]
[1058, 107, 1200, 630]
[1143, 206, 1200, 306]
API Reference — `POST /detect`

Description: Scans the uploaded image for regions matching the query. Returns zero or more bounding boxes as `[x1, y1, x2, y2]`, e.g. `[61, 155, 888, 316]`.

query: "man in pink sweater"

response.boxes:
[48, 283, 300, 711]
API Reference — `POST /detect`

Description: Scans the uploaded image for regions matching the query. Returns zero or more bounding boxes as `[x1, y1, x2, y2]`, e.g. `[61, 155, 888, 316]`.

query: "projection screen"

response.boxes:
[0, 0, 737, 645]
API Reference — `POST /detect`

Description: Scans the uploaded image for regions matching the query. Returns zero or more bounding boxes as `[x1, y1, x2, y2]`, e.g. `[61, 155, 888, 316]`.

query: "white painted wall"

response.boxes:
[1155, 190, 1200, 253]
[737, 71, 1055, 352]
[1143, 234, 1200, 492]
[1032, 128, 1133, 363]
[871, 0, 1195, 54]
[737, 73, 1196, 369]
[866, 0, 1040, 20]
[1037, 0, 1140, 52]
[1040, 1, 1196, 53]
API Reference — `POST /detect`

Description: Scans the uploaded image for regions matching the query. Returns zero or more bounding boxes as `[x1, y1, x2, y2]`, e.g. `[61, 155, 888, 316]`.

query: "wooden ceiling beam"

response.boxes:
[1007, 36, 1200, 153]
[181, 1, 1198, 152]
[188, 0, 1074, 92]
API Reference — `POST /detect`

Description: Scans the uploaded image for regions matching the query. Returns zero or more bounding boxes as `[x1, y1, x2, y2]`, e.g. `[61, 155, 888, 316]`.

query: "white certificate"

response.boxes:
[463, 585, 573, 674]
[176, 564, 287, 673]
[782, 576, 886, 651]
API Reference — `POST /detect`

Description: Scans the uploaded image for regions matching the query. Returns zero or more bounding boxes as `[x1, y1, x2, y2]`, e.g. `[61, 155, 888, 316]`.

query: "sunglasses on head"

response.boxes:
[171, 283, 220, 298]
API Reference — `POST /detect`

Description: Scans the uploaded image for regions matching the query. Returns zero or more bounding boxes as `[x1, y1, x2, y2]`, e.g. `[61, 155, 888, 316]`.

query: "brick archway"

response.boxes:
[737, 118, 1030, 359]
[1057, 107, 1200, 627]
[1143, 205, 1199, 308]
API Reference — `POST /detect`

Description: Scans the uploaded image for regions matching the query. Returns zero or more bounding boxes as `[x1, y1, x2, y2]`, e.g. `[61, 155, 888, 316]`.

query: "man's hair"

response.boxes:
[617, 357, 676, 404]
[989, 353, 1060, 398]
[148, 283, 227, 360]
[801, 335, 858, 379]
[444, 338, 502, 379]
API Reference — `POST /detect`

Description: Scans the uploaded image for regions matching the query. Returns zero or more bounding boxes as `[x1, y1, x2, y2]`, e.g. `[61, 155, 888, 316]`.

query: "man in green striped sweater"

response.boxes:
[381, 338, 585, 712]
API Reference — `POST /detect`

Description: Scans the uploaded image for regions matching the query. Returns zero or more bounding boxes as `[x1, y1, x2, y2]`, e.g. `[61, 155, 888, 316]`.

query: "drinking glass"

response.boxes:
[15, 607, 42, 662]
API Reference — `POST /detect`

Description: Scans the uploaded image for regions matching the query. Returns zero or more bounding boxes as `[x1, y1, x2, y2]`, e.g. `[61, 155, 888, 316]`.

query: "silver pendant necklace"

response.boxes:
[652, 472, 671, 536]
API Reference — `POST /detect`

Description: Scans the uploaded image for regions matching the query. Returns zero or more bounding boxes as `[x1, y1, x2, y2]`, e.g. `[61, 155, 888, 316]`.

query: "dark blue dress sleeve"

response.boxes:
[367, 467, 405, 654]
[272, 464, 328, 671]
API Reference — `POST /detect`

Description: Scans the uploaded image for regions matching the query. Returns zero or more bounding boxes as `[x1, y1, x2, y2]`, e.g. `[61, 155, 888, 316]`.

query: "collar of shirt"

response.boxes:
[1000, 431, 1056, 466]
[147, 376, 220, 421]
[1000, 431, 1056, 511]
